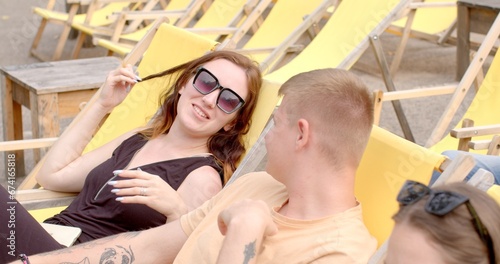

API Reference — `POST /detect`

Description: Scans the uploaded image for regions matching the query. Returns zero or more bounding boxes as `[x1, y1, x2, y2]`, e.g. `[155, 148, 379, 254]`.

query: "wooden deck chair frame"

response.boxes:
[69, 0, 163, 59]
[219, 0, 339, 74]
[450, 118, 500, 155]
[93, 0, 270, 58]
[30, 0, 149, 61]
[386, 0, 458, 77]
[256, 0, 417, 142]
[91, 0, 200, 57]
[369, 14, 500, 150]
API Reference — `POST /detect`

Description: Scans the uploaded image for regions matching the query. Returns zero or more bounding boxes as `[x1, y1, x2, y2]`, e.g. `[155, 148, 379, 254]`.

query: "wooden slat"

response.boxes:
[1, 57, 121, 94]
[450, 124, 500, 138]
[0, 138, 57, 151]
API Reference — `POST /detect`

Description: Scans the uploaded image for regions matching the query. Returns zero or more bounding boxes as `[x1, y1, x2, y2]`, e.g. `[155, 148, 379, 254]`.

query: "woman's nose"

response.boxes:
[202, 90, 218, 109]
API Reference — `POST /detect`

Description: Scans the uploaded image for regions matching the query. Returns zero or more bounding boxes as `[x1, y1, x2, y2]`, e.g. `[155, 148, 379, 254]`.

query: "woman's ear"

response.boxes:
[178, 85, 185, 95]
[223, 120, 236, 131]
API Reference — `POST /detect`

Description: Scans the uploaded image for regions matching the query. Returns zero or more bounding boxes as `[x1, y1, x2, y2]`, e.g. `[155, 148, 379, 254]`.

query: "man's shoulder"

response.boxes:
[231, 171, 279, 186]
[224, 171, 285, 196]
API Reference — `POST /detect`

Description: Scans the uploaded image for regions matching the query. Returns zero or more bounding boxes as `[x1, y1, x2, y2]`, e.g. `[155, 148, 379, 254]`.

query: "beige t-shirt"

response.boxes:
[176, 172, 377, 263]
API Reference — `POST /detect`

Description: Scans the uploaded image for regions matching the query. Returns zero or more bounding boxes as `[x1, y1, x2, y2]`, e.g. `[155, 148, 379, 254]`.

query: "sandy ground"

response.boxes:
[0, 0, 492, 186]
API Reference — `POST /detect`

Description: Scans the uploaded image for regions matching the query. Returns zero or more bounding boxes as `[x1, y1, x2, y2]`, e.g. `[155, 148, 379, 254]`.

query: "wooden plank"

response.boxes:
[488, 135, 500, 155]
[370, 35, 415, 142]
[36, 93, 60, 138]
[0, 57, 121, 94]
[0, 138, 57, 151]
[2, 74, 26, 176]
[450, 124, 500, 138]
[57, 88, 97, 119]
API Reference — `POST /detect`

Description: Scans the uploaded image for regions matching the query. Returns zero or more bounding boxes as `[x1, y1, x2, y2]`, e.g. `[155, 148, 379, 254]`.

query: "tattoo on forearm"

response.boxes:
[60, 258, 90, 264]
[243, 240, 256, 264]
[99, 245, 135, 264]
[40, 232, 140, 263]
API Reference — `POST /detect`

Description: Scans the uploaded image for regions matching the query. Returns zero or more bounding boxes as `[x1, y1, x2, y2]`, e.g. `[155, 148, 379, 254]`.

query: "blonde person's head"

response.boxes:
[392, 182, 500, 263]
[278, 68, 373, 168]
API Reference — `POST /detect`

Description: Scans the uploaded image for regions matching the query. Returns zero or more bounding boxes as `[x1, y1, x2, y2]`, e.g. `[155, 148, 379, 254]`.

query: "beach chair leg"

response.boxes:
[30, 19, 48, 57]
[370, 35, 415, 142]
[372, 90, 384, 126]
[389, 8, 416, 77]
[457, 118, 474, 151]
[488, 135, 500, 155]
[71, 32, 87, 59]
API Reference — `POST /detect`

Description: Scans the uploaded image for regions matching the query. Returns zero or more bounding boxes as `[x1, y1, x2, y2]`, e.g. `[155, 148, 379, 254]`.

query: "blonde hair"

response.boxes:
[393, 182, 500, 263]
[278, 68, 373, 167]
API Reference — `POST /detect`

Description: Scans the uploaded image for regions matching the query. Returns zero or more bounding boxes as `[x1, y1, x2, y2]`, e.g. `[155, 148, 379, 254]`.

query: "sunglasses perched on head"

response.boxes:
[397, 180, 495, 264]
[192, 67, 245, 114]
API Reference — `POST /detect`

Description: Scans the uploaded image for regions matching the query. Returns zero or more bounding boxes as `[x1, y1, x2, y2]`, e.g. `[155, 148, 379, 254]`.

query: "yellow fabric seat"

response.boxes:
[94, 0, 267, 57]
[355, 125, 446, 247]
[30, 1, 132, 61]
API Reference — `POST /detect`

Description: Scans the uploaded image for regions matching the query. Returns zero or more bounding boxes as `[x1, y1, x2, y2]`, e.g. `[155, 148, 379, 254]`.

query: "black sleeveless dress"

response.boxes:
[44, 133, 222, 243]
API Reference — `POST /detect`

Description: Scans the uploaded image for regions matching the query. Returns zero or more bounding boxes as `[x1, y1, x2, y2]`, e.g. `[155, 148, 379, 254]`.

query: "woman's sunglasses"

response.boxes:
[192, 67, 245, 114]
[397, 180, 495, 264]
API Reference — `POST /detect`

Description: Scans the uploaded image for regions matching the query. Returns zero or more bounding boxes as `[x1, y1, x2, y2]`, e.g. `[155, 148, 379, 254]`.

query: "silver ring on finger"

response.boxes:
[140, 187, 147, 196]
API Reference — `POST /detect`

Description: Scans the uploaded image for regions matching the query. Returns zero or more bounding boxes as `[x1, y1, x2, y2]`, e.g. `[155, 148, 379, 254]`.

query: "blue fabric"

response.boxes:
[430, 150, 500, 185]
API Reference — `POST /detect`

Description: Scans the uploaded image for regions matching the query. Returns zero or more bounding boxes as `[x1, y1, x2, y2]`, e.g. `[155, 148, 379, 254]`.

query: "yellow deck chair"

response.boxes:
[487, 184, 500, 204]
[12, 19, 218, 210]
[223, 0, 336, 73]
[261, 0, 413, 84]
[372, 13, 500, 150]
[427, 40, 500, 154]
[84, 0, 197, 57]
[355, 125, 473, 249]
[386, 0, 457, 76]
[94, 0, 269, 57]
[30, 0, 142, 61]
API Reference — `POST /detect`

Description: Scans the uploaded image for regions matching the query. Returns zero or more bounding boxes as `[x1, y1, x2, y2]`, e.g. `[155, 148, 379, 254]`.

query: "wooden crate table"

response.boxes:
[457, 0, 500, 79]
[1, 57, 121, 176]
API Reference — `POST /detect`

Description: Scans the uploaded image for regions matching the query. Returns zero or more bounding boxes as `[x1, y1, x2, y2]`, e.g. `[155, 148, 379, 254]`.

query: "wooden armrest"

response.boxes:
[107, 9, 185, 21]
[467, 168, 495, 191]
[16, 189, 78, 210]
[469, 139, 495, 150]
[66, 0, 91, 5]
[469, 135, 500, 155]
[187, 27, 238, 36]
[0, 138, 57, 152]
[409, 2, 456, 9]
[450, 124, 500, 138]
[380, 84, 456, 101]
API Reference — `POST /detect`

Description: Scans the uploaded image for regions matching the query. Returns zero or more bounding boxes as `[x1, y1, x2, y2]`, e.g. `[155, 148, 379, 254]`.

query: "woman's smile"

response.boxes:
[193, 104, 209, 119]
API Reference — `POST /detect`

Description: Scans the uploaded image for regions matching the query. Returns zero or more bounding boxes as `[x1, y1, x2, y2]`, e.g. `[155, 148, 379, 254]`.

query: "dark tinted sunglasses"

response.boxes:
[192, 67, 245, 114]
[397, 180, 495, 264]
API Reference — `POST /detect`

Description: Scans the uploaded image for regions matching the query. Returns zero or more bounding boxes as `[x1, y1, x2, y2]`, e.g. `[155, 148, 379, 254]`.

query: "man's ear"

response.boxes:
[296, 119, 310, 149]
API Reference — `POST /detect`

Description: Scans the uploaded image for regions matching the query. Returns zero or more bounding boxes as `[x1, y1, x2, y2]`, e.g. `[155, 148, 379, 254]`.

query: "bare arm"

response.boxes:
[12, 221, 187, 264]
[108, 166, 222, 221]
[216, 200, 278, 264]
[36, 66, 141, 192]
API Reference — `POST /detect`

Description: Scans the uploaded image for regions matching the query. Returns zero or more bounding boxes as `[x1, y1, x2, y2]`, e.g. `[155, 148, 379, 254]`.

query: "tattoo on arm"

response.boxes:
[242, 240, 256, 264]
[59, 258, 90, 264]
[38, 232, 140, 264]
